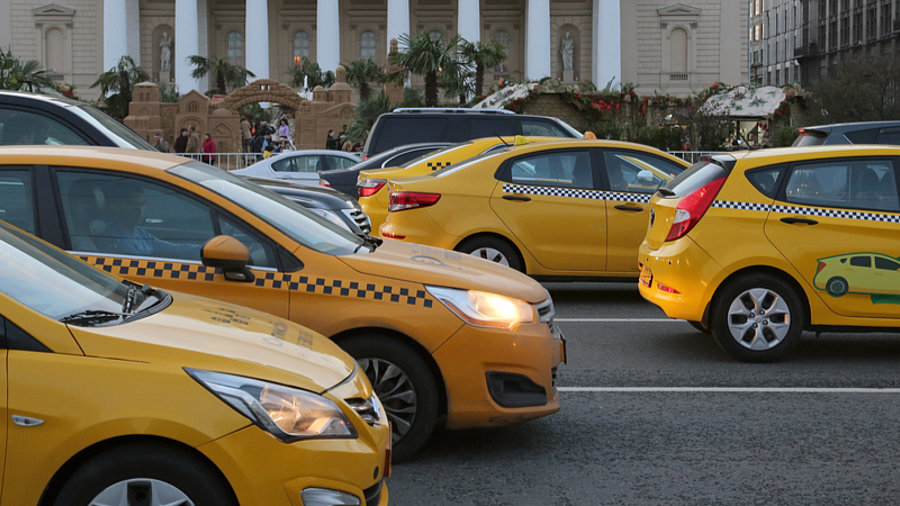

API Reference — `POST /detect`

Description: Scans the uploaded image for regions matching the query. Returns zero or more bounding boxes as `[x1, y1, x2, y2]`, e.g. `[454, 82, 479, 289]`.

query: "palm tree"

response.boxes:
[459, 40, 507, 98]
[188, 55, 255, 95]
[91, 55, 149, 119]
[343, 59, 385, 101]
[0, 47, 54, 92]
[389, 32, 462, 107]
[288, 59, 335, 91]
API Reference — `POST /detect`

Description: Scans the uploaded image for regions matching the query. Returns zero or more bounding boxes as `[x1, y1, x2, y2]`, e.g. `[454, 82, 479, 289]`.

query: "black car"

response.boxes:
[320, 142, 452, 197]
[361, 107, 582, 159]
[0, 90, 154, 149]
[792, 121, 900, 146]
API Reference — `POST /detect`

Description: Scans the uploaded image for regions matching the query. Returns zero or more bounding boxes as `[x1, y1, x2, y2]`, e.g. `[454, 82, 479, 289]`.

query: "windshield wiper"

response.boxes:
[60, 309, 127, 326]
[354, 234, 382, 253]
[122, 282, 155, 314]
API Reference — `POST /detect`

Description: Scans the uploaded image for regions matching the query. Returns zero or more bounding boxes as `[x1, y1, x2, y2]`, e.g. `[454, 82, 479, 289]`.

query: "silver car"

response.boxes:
[233, 150, 361, 185]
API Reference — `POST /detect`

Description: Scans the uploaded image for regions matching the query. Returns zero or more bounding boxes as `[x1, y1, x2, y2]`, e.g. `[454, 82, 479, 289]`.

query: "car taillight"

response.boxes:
[817, 261, 826, 274]
[358, 179, 386, 198]
[320, 180, 332, 188]
[665, 176, 726, 242]
[389, 192, 441, 212]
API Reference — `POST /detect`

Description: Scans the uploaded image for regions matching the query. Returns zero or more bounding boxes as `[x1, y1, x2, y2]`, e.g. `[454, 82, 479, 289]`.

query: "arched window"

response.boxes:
[293, 30, 310, 63]
[492, 30, 509, 72]
[360, 30, 377, 60]
[45, 28, 65, 73]
[670, 28, 688, 73]
[226, 31, 243, 65]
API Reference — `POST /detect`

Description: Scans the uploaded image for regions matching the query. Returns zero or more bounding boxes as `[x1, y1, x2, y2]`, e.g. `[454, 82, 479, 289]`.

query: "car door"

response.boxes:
[765, 156, 900, 318]
[489, 148, 605, 272]
[51, 169, 291, 319]
[600, 149, 687, 273]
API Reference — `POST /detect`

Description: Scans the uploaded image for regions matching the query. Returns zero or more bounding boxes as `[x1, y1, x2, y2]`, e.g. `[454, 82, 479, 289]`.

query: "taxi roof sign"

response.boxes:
[513, 135, 529, 146]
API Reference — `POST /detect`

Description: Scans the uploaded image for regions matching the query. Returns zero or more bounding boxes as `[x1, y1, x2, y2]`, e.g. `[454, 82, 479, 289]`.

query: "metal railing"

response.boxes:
[666, 151, 722, 164]
[171, 152, 267, 171]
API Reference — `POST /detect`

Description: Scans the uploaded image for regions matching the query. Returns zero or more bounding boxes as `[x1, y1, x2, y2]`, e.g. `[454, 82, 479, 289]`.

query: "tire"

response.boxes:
[826, 276, 848, 297]
[53, 442, 236, 506]
[341, 335, 439, 462]
[709, 273, 804, 362]
[455, 236, 524, 272]
[687, 320, 710, 334]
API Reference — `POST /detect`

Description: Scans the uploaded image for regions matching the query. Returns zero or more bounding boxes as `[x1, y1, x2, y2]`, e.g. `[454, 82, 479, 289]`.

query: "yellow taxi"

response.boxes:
[0, 145, 564, 460]
[379, 139, 689, 278]
[0, 220, 389, 505]
[638, 146, 900, 362]
[358, 136, 557, 232]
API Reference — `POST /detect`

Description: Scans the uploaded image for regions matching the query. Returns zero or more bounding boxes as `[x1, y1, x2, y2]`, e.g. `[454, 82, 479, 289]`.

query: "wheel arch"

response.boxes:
[453, 232, 527, 272]
[39, 435, 237, 506]
[703, 265, 812, 329]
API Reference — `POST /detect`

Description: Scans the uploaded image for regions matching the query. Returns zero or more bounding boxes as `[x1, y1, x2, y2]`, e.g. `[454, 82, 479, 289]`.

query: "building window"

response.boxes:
[360, 30, 376, 60]
[293, 30, 309, 66]
[670, 28, 688, 73]
[492, 30, 509, 73]
[226, 31, 243, 66]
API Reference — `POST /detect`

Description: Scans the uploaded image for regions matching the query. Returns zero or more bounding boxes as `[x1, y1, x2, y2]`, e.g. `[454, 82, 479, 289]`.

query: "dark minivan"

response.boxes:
[792, 121, 900, 146]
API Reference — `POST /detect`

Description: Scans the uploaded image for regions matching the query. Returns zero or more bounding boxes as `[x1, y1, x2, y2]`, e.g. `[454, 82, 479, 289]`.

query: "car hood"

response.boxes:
[67, 292, 356, 393]
[338, 239, 549, 304]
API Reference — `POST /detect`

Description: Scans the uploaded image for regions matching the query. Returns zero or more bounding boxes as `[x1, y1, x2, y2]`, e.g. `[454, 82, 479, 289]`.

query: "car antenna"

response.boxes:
[494, 133, 510, 147]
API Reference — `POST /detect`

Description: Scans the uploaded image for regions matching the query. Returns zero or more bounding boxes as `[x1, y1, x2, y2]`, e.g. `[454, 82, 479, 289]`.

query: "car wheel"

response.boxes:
[341, 335, 439, 462]
[826, 276, 848, 297]
[456, 237, 524, 272]
[53, 443, 235, 506]
[709, 274, 804, 362]
[687, 320, 710, 334]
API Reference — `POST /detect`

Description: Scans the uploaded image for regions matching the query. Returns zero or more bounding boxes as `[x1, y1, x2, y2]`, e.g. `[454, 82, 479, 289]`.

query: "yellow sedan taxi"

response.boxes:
[639, 146, 900, 361]
[358, 136, 557, 232]
[0, 220, 389, 505]
[0, 146, 564, 460]
[380, 139, 689, 278]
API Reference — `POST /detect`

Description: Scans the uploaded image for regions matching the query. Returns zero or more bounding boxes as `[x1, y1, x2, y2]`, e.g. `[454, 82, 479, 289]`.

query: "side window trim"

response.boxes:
[1, 314, 52, 353]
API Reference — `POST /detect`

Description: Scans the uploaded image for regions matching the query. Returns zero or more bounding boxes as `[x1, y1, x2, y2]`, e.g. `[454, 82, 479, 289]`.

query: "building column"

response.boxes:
[386, 0, 410, 51]
[317, 0, 340, 72]
[592, 0, 621, 87]
[126, 0, 141, 65]
[246, 0, 270, 80]
[525, 0, 551, 79]
[175, 0, 201, 93]
[0, 0, 11, 50]
[458, 0, 480, 43]
[103, 0, 128, 70]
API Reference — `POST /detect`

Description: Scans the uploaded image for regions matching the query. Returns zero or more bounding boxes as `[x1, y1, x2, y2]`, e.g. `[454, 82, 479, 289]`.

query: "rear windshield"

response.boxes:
[791, 131, 827, 147]
[660, 160, 729, 197]
[368, 117, 450, 155]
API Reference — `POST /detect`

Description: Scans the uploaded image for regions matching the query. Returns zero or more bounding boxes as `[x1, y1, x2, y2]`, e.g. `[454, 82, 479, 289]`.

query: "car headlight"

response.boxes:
[186, 369, 357, 442]
[426, 286, 534, 330]
[307, 208, 353, 231]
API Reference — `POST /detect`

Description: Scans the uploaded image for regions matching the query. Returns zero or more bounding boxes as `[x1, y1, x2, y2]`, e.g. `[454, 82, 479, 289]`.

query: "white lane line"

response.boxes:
[560, 387, 900, 393]
[556, 318, 682, 323]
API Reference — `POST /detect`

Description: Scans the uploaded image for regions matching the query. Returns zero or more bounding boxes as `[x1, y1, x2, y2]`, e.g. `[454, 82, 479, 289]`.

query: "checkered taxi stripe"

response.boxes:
[78, 256, 434, 308]
[712, 200, 900, 224]
[427, 161, 452, 171]
[502, 183, 651, 203]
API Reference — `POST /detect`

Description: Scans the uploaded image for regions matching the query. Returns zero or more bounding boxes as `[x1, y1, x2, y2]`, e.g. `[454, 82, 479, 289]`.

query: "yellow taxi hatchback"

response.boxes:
[358, 136, 558, 232]
[0, 145, 564, 460]
[380, 139, 689, 279]
[0, 220, 389, 505]
[639, 146, 900, 361]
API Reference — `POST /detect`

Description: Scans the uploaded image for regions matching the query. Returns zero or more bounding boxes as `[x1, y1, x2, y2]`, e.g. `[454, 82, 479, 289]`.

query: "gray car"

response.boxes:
[232, 149, 361, 185]
[792, 121, 900, 146]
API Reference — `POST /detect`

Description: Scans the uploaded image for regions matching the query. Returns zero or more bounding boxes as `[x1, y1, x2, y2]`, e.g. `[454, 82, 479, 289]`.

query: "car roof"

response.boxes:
[719, 144, 900, 163]
[501, 138, 690, 162]
[798, 120, 900, 133]
[0, 89, 85, 108]
[0, 145, 187, 171]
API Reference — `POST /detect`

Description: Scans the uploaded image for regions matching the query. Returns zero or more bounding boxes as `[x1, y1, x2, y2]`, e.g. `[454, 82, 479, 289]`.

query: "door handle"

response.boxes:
[780, 217, 818, 225]
[614, 204, 643, 212]
[503, 195, 531, 202]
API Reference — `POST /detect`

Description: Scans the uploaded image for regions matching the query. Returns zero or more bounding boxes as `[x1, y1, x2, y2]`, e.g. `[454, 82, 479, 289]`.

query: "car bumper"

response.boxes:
[432, 320, 564, 429]
[638, 237, 721, 321]
[380, 211, 456, 250]
[199, 424, 390, 506]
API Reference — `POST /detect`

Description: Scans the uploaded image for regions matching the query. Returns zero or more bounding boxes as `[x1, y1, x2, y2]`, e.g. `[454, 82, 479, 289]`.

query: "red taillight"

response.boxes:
[358, 179, 386, 198]
[389, 192, 441, 212]
[656, 283, 681, 294]
[320, 180, 332, 188]
[817, 261, 826, 274]
[665, 176, 726, 242]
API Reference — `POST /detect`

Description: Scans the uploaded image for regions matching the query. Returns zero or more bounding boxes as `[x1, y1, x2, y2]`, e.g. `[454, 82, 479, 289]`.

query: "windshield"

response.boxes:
[0, 222, 130, 319]
[171, 162, 366, 256]
[73, 104, 157, 150]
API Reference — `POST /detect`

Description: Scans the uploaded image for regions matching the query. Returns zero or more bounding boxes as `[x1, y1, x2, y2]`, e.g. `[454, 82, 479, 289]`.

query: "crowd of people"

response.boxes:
[326, 124, 362, 152]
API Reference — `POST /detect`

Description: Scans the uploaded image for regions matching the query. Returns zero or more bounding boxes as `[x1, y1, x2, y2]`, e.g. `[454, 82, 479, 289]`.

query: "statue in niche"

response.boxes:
[560, 31, 574, 73]
[159, 31, 172, 73]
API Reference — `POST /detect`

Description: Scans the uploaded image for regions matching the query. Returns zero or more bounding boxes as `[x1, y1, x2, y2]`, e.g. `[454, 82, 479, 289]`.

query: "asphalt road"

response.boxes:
[386, 282, 900, 505]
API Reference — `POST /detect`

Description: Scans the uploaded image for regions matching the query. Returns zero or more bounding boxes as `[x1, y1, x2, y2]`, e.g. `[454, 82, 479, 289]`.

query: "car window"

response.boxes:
[0, 169, 36, 234]
[843, 128, 879, 144]
[373, 117, 450, 153]
[521, 119, 567, 137]
[783, 159, 900, 212]
[603, 151, 683, 193]
[272, 155, 317, 173]
[330, 156, 357, 170]
[850, 256, 871, 267]
[57, 171, 210, 261]
[875, 256, 900, 270]
[0, 108, 90, 146]
[467, 118, 515, 138]
[507, 150, 593, 189]
[876, 127, 900, 145]
[746, 166, 784, 198]
[791, 131, 827, 146]
[216, 214, 277, 268]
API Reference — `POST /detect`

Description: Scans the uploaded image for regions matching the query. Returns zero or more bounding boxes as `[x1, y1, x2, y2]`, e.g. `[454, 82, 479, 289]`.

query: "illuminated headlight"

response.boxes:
[426, 286, 534, 330]
[186, 369, 357, 442]
[307, 208, 352, 231]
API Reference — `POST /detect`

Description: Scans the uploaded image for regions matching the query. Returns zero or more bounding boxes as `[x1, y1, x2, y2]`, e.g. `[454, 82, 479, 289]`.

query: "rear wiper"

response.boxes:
[656, 188, 676, 197]
[60, 310, 127, 326]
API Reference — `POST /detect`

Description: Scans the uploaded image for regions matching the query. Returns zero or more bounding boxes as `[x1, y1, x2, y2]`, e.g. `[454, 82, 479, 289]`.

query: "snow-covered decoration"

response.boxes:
[472, 82, 538, 109]
[700, 85, 786, 117]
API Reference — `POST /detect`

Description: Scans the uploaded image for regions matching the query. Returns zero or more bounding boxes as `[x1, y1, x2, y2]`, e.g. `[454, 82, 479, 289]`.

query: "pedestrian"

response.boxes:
[153, 132, 170, 153]
[278, 118, 290, 139]
[185, 125, 201, 157]
[173, 128, 189, 153]
[201, 133, 217, 164]
[240, 116, 252, 152]
[325, 129, 336, 150]
[338, 124, 347, 146]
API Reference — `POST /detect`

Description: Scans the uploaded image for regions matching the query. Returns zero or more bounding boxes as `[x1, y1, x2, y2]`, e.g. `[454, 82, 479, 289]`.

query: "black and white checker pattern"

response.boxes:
[713, 200, 900, 224]
[502, 183, 651, 203]
[255, 273, 434, 307]
[427, 161, 452, 171]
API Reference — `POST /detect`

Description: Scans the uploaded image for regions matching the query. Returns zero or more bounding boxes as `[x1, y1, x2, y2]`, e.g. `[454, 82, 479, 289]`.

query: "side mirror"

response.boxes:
[201, 235, 255, 283]
[637, 170, 657, 184]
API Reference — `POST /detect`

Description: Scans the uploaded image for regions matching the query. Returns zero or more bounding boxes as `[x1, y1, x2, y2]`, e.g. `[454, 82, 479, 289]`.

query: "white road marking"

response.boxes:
[556, 318, 682, 323]
[560, 387, 900, 394]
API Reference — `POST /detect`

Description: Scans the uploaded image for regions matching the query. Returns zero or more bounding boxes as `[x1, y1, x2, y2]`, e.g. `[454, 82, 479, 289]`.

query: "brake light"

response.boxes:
[817, 261, 826, 274]
[358, 179, 386, 198]
[656, 283, 681, 294]
[665, 177, 726, 242]
[389, 192, 441, 212]
[320, 180, 332, 188]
